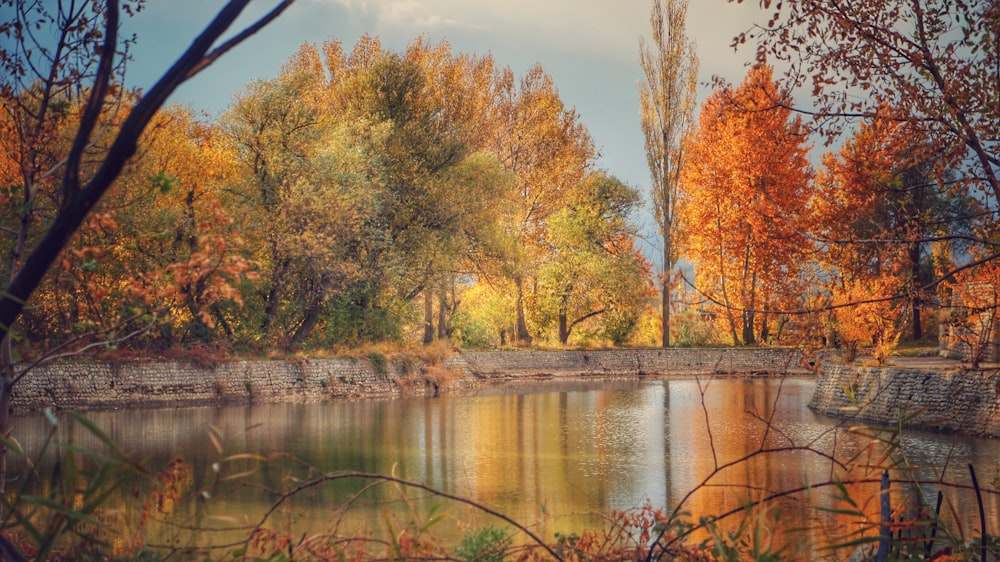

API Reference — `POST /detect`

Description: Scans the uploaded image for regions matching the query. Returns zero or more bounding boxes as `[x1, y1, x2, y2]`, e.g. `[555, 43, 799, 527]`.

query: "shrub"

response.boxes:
[366, 351, 388, 376]
[454, 525, 511, 561]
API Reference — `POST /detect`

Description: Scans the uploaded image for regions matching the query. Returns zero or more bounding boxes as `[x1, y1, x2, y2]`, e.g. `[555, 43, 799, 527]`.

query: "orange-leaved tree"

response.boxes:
[732, 0, 1000, 269]
[679, 65, 813, 345]
[19, 105, 257, 350]
[814, 116, 979, 343]
[120, 106, 254, 342]
[831, 275, 906, 364]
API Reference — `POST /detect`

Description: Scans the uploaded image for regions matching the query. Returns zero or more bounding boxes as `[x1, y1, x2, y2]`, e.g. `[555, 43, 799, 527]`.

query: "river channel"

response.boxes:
[10, 376, 1000, 558]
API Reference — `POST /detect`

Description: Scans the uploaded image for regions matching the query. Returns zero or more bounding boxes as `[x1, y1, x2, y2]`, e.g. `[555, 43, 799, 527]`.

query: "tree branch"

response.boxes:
[62, 0, 119, 206]
[0, 0, 294, 339]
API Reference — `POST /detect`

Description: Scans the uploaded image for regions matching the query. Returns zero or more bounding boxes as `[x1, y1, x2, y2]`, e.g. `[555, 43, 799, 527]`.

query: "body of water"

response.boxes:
[9, 376, 1000, 558]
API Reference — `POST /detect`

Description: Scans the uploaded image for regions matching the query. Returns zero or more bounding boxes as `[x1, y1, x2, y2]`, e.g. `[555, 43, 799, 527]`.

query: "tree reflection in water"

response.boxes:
[9, 377, 1000, 558]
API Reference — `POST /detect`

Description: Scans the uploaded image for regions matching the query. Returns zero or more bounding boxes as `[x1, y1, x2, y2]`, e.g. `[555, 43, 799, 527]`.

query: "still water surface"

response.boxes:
[11, 377, 1000, 556]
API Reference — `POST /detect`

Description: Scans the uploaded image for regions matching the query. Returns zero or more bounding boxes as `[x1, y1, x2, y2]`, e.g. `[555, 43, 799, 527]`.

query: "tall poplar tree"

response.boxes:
[639, 0, 699, 347]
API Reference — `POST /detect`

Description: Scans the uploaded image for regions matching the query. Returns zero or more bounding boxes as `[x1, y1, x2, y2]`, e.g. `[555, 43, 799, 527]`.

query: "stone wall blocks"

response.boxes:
[14, 348, 810, 415]
[810, 364, 1000, 439]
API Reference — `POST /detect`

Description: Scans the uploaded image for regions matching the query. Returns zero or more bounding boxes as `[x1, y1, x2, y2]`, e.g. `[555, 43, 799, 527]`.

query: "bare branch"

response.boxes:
[242, 470, 564, 561]
[63, 0, 120, 204]
[186, 1, 295, 79]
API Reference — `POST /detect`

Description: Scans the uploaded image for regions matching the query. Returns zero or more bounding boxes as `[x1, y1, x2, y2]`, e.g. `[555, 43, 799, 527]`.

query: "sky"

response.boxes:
[123, 0, 767, 255]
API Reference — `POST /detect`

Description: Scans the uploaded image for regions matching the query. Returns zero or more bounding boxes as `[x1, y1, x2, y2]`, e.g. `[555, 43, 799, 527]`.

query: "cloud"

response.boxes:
[433, 0, 650, 62]
[312, 0, 655, 63]
[379, 0, 469, 28]
[323, 0, 480, 30]
[327, 0, 369, 13]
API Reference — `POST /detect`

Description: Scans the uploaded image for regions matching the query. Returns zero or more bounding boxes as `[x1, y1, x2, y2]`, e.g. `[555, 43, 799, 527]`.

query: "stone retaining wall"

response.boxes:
[808, 364, 1000, 438]
[458, 348, 812, 377]
[15, 349, 1000, 439]
[11, 348, 809, 413]
[11, 358, 405, 412]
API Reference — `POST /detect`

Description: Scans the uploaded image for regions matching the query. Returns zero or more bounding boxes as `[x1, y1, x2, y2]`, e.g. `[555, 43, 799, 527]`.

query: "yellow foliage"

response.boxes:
[947, 258, 1000, 366]
[832, 276, 905, 364]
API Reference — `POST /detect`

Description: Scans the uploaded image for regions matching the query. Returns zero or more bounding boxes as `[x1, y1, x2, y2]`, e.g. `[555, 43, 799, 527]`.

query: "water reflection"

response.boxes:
[9, 377, 1000, 557]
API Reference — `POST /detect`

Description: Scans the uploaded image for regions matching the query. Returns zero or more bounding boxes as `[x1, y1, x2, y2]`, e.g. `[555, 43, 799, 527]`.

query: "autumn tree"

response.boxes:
[487, 64, 595, 345]
[814, 117, 978, 342]
[639, 0, 699, 348]
[733, 0, 1000, 262]
[832, 276, 906, 364]
[225, 37, 510, 347]
[222, 45, 363, 348]
[680, 65, 813, 345]
[19, 105, 255, 347]
[334, 43, 478, 343]
[534, 172, 651, 345]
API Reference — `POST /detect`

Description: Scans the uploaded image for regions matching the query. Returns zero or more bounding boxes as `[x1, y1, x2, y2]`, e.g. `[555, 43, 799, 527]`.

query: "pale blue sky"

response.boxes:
[123, 0, 765, 256]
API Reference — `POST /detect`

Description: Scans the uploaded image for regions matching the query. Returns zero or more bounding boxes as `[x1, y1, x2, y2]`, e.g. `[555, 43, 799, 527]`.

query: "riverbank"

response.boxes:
[12, 348, 811, 413]
[808, 358, 1000, 439]
[14, 348, 1000, 439]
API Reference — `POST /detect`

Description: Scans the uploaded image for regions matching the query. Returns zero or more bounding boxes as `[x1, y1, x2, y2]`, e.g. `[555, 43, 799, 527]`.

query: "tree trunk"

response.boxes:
[559, 310, 569, 344]
[844, 341, 859, 363]
[514, 278, 533, 346]
[437, 284, 448, 340]
[724, 294, 740, 346]
[742, 312, 756, 346]
[662, 239, 672, 347]
[422, 291, 434, 345]
[211, 304, 234, 338]
[910, 243, 923, 341]
[0, 335, 13, 502]
[759, 307, 770, 343]
[261, 257, 288, 336]
[289, 304, 322, 347]
[741, 254, 757, 346]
